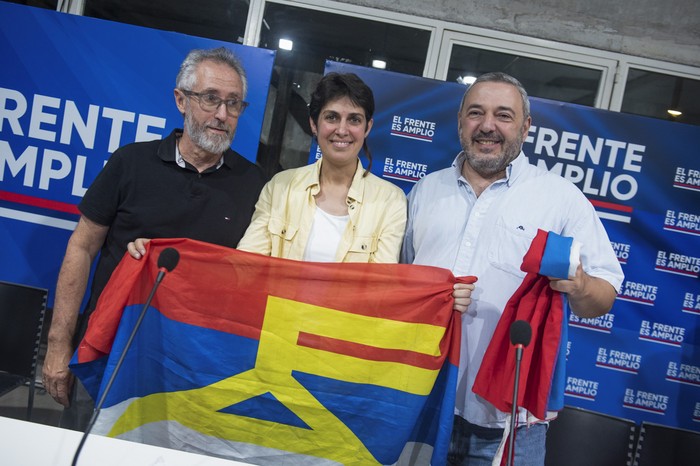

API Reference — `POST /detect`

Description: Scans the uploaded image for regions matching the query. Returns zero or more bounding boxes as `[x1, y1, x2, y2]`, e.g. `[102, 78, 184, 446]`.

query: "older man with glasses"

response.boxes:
[42, 47, 267, 431]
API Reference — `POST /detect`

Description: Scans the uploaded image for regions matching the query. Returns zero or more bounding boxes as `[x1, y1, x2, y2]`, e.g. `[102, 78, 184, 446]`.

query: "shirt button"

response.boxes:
[361, 244, 367, 250]
[281, 229, 286, 235]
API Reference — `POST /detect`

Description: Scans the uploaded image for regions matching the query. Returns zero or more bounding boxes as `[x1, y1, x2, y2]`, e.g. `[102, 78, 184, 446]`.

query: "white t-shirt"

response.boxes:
[303, 207, 350, 262]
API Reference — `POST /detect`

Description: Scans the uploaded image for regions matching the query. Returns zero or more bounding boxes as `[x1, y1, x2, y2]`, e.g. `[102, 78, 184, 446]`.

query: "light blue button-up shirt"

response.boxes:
[402, 151, 623, 427]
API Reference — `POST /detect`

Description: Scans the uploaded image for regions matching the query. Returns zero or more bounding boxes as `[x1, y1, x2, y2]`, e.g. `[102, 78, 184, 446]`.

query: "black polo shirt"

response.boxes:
[78, 129, 266, 321]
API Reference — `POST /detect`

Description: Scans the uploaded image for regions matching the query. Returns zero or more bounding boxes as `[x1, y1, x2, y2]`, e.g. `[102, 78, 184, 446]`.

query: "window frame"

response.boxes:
[433, 29, 620, 109]
[608, 57, 700, 113]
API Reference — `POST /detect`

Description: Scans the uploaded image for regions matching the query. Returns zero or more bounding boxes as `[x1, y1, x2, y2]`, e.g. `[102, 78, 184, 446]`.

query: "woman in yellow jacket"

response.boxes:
[237, 73, 406, 263]
[127, 73, 470, 306]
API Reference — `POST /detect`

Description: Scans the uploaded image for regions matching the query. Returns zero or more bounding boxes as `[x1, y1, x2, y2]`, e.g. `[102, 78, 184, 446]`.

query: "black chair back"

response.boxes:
[0, 280, 48, 421]
[545, 405, 636, 466]
[634, 421, 700, 466]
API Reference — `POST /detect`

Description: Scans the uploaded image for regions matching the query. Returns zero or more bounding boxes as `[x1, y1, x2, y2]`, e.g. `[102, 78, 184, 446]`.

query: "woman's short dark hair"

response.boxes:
[309, 73, 375, 174]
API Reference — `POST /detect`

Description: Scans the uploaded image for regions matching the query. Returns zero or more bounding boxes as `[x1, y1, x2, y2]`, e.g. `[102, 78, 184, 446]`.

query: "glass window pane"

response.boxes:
[260, 3, 430, 76]
[447, 44, 602, 107]
[258, 3, 431, 174]
[83, 0, 249, 43]
[621, 69, 700, 126]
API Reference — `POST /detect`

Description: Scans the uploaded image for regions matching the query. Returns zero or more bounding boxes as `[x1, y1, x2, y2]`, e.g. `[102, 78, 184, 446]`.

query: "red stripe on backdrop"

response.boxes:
[0, 190, 80, 215]
[589, 199, 634, 213]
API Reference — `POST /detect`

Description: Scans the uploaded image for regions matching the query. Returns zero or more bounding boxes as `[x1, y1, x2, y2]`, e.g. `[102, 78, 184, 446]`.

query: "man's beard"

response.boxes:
[462, 130, 524, 178]
[184, 111, 235, 155]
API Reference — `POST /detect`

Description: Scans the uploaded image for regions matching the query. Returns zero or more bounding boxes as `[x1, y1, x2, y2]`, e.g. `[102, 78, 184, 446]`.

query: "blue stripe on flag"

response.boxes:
[540, 232, 573, 279]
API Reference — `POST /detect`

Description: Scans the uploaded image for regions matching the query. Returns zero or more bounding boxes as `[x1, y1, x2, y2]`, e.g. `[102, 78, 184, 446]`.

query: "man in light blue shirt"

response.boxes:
[401, 72, 623, 466]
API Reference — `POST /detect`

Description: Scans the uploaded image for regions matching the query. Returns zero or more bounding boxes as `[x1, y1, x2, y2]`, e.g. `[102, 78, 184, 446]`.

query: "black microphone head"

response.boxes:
[510, 320, 532, 347]
[157, 247, 180, 272]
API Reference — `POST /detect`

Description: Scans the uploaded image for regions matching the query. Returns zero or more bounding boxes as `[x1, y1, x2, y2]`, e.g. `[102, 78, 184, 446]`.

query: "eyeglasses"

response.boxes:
[180, 90, 249, 116]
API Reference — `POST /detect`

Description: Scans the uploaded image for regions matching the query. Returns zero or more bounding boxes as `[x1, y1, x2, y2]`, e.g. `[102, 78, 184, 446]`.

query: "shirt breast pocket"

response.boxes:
[487, 217, 538, 279]
[268, 217, 298, 240]
[268, 217, 298, 257]
[346, 235, 378, 262]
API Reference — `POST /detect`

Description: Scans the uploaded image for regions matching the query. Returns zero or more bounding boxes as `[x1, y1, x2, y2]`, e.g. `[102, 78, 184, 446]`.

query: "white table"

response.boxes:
[0, 415, 248, 465]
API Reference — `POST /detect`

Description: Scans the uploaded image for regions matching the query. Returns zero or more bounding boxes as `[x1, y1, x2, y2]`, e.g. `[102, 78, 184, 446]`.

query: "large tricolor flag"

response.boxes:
[70, 238, 473, 465]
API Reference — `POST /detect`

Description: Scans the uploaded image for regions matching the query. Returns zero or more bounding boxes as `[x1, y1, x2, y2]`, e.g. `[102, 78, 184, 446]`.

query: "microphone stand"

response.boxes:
[506, 343, 524, 466]
[506, 319, 531, 466]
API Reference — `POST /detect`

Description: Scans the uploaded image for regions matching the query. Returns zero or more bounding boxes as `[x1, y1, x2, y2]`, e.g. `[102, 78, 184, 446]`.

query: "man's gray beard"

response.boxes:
[463, 134, 523, 178]
[184, 111, 234, 155]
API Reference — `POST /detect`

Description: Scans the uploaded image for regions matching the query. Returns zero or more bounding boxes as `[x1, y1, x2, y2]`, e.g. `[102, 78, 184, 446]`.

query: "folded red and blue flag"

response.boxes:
[70, 238, 474, 465]
[472, 229, 573, 465]
[472, 229, 571, 421]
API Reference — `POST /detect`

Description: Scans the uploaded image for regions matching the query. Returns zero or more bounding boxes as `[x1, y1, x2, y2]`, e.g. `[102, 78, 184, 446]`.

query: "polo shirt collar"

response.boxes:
[159, 129, 231, 172]
[176, 142, 225, 171]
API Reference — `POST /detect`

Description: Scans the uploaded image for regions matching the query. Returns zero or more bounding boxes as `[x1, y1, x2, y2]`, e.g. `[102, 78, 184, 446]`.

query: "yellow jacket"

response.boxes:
[237, 158, 407, 263]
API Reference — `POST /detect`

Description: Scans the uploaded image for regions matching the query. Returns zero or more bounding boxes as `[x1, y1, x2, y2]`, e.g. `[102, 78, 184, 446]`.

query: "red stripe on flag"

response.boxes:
[297, 332, 443, 370]
[0, 190, 80, 215]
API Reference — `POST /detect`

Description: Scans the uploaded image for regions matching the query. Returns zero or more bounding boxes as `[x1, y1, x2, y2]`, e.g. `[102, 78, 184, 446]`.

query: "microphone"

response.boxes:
[510, 319, 532, 350]
[506, 320, 532, 466]
[156, 246, 180, 282]
[71, 247, 180, 466]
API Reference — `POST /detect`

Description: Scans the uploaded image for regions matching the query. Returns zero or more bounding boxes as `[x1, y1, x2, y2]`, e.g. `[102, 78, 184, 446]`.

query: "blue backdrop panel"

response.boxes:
[320, 62, 700, 432]
[0, 3, 275, 304]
